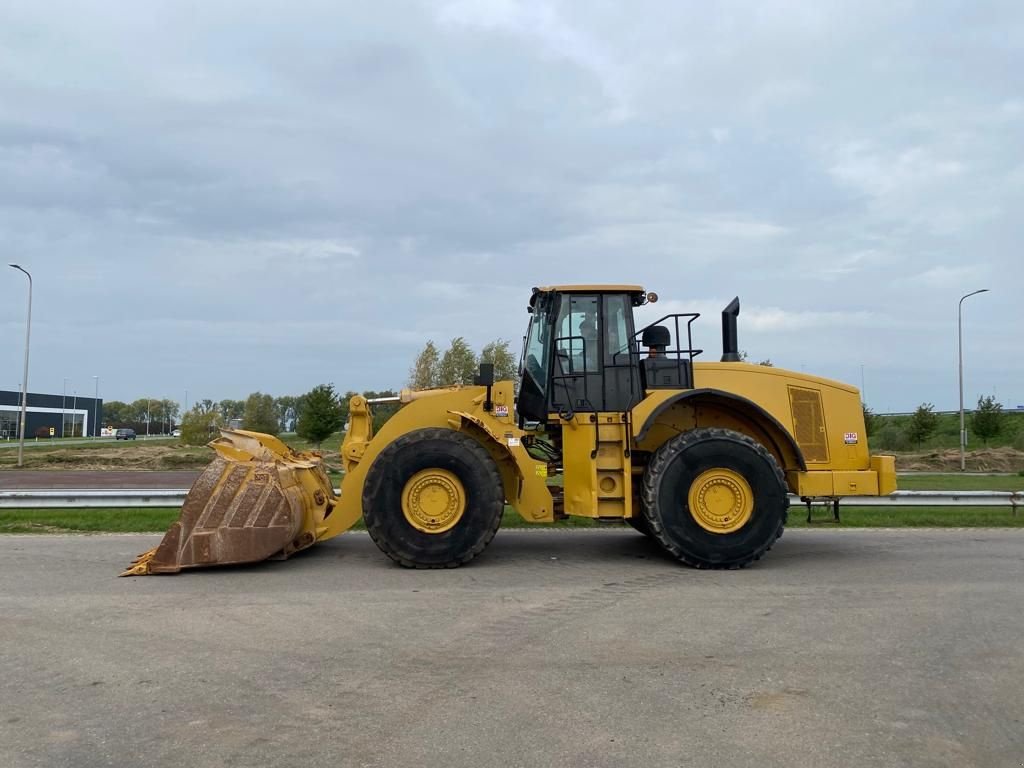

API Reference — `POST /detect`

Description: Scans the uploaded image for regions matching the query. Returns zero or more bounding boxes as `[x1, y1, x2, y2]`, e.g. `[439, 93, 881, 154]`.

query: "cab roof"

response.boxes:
[534, 284, 645, 294]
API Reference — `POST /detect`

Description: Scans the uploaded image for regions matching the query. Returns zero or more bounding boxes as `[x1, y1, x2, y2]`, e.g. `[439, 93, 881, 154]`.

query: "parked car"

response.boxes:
[171, 429, 181, 438]
[115, 428, 137, 440]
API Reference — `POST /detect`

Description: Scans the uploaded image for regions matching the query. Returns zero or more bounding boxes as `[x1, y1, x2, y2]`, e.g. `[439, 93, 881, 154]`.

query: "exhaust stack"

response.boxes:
[721, 297, 741, 362]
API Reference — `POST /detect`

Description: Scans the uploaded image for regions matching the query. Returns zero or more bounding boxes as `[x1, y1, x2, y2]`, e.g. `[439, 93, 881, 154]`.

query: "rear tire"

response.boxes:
[625, 515, 653, 538]
[362, 428, 504, 568]
[641, 428, 788, 569]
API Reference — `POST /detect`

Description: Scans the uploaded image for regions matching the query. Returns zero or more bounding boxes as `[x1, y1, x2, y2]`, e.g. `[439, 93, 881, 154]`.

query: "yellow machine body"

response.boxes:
[123, 284, 895, 575]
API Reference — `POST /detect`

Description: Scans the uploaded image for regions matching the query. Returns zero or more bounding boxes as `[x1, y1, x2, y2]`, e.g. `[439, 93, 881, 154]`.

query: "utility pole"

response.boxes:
[93, 375, 99, 438]
[62, 377, 68, 438]
[10, 264, 32, 467]
[958, 289, 989, 472]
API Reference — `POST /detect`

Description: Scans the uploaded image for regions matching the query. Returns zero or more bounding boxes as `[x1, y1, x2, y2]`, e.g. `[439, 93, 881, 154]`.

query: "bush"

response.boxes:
[873, 423, 911, 452]
[180, 409, 223, 446]
[1014, 431, 1024, 452]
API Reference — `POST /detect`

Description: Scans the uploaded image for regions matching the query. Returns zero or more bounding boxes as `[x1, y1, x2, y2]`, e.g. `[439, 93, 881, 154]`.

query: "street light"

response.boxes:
[93, 375, 99, 438]
[9, 265, 31, 467]
[62, 377, 69, 438]
[958, 288, 989, 472]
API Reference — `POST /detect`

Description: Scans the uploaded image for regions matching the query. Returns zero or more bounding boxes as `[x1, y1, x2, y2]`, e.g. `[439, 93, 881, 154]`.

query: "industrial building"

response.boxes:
[0, 390, 103, 440]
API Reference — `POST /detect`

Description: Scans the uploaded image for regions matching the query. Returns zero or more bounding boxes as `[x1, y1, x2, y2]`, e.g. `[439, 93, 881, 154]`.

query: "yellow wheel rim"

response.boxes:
[401, 469, 466, 534]
[687, 468, 754, 534]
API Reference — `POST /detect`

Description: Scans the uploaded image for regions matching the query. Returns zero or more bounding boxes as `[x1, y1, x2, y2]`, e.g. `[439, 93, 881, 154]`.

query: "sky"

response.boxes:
[1, 0, 1021, 413]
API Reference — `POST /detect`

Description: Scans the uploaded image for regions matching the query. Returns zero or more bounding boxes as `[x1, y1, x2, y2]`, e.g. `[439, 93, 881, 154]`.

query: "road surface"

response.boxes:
[1, 528, 1022, 768]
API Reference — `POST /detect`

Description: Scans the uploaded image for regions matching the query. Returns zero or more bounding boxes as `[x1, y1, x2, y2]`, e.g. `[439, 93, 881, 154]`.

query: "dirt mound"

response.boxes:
[895, 447, 1024, 473]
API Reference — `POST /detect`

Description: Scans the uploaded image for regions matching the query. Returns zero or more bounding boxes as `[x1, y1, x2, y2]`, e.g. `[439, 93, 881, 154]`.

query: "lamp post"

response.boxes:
[92, 375, 99, 438]
[146, 400, 151, 438]
[10, 265, 32, 467]
[958, 288, 989, 472]
[72, 391, 77, 437]
[62, 377, 68, 438]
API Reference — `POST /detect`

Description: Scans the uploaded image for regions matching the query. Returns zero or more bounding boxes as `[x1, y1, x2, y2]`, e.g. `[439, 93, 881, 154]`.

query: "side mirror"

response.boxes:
[474, 363, 495, 387]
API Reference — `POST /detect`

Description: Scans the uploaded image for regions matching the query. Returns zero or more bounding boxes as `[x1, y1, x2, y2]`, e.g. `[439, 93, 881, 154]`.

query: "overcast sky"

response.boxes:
[1, 0, 1021, 412]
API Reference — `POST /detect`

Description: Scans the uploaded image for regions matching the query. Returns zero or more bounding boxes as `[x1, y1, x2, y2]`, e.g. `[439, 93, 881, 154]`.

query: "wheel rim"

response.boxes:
[687, 468, 754, 534]
[401, 469, 466, 534]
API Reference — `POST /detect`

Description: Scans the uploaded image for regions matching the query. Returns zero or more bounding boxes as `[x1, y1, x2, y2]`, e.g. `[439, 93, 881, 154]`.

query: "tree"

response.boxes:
[296, 385, 344, 447]
[437, 337, 478, 386]
[181, 407, 223, 446]
[479, 338, 518, 384]
[274, 395, 299, 433]
[218, 399, 244, 422]
[862, 403, 878, 437]
[907, 403, 938, 448]
[364, 389, 400, 432]
[129, 398, 151, 423]
[971, 395, 1003, 445]
[243, 392, 279, 435]
[150, 399, 179, 433]
[409, 340, 441, 389]
[103, 401, 132, 426]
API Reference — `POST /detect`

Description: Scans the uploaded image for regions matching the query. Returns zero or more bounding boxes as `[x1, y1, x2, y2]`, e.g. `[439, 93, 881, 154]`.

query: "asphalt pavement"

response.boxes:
[1, 528, 1023, 768]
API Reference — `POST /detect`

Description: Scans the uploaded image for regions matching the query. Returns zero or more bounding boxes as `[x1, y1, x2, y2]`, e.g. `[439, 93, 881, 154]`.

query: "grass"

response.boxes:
[791, 505, 1021, 527]
[872, 410, 1024, 452]
[2, 504, 1020, 535]
[0, 507, 606, 534]
[895, 474, 1023, 492]
[0, 508, 183, 534]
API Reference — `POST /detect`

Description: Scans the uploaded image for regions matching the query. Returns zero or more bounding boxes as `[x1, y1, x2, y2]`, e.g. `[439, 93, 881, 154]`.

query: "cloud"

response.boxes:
[912, 265, 986, 287]
[0, 0, 1020, 410]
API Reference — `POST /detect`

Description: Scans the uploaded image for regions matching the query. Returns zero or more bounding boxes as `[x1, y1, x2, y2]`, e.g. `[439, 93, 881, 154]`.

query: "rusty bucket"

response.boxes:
[121, 430, 335, 576]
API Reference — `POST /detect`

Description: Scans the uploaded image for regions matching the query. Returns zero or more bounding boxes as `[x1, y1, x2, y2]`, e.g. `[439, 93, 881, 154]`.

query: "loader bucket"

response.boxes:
[121, 430, 336, 576]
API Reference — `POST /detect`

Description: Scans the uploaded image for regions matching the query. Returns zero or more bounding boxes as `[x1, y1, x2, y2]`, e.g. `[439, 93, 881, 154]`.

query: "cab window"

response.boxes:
[554, 294, 599, 373]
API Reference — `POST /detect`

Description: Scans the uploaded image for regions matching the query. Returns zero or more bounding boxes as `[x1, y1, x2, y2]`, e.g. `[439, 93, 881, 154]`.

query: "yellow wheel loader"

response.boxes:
[122, 285, 896, 576]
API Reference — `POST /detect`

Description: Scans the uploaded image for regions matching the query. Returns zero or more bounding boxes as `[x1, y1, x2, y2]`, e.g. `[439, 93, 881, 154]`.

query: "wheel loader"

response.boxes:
[122, 285, 896, 575]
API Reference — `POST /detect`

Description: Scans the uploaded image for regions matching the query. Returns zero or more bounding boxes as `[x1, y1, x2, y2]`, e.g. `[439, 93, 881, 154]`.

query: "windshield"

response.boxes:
[521, 300, 552, 389]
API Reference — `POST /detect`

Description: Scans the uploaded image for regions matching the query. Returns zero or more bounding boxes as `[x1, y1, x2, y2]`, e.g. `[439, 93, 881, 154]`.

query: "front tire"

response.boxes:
[362, 428, 504, 568]
[641, 428, 788, 569]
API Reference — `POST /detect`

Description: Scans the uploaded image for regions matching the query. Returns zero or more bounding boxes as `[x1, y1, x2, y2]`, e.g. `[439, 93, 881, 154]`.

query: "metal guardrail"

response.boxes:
[0, 489, 1020, 510]
[0, 489, 188, 508]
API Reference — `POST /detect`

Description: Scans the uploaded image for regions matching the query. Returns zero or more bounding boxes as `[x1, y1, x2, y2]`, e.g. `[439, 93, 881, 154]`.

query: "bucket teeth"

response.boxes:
[120, 547, 158, 577]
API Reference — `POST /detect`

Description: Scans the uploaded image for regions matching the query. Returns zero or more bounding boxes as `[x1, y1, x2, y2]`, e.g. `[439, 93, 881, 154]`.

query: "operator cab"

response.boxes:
[517, 285, 701, 424]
